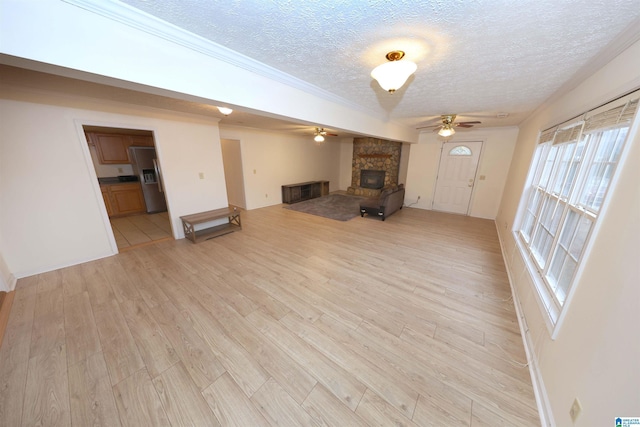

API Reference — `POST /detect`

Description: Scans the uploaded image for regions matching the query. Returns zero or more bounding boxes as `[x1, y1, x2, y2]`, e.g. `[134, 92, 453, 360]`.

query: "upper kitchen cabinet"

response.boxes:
[89, 133, 131, 164]
[129, 135, 154, 147]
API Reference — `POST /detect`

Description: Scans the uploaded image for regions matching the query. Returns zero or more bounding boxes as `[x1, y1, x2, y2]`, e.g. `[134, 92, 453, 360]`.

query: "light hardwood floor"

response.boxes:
[0, 205, 540, 426]
[110, 212, 172, 250]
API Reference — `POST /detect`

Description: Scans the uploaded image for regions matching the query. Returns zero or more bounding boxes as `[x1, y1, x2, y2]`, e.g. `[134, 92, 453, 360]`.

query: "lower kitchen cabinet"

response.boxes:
[101, 183, 146, 217]
[101, 187, 114, 216]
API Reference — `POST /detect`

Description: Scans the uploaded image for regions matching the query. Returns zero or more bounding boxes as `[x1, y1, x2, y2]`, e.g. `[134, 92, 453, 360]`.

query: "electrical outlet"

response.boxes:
[569, 398, 582, 422]
[199, 172, 204, 179]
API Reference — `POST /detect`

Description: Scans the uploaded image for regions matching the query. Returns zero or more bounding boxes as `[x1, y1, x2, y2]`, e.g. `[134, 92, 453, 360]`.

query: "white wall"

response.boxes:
[398, 143, 411, 186]
[0, 86, 228, 280]
[496, 39, 640, 426]
[338, 138, 354, 191]
[405, 127, 518, 219]
[220, 139, 247, 208]
[219, 126, 342, 210]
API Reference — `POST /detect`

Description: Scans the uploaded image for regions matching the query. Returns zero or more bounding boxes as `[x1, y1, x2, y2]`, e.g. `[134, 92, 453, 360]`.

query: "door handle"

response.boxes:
[152, 158, 163, 193]
[468, 178, 474, 187]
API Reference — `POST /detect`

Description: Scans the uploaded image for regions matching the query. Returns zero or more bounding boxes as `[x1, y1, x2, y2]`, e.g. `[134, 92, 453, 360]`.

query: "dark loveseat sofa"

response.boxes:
[359, 184, 405, 221]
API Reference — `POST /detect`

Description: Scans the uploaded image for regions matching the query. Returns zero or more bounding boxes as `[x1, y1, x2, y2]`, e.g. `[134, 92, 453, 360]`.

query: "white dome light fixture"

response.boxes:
[314, 134, 325, 143]
[217, 106, 233, 116]
[371, 51, 417, 93]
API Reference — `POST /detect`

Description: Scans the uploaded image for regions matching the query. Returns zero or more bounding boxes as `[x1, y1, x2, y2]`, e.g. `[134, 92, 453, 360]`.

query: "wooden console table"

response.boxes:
[282, 181, 329, 204]
[180, 207, 241, 243]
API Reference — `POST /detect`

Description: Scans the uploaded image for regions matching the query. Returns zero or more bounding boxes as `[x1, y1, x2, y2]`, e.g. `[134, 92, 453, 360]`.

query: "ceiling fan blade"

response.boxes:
[325, 132, 338, 137]
[456, 124, 474, 128]
[457, 121, 482, 125]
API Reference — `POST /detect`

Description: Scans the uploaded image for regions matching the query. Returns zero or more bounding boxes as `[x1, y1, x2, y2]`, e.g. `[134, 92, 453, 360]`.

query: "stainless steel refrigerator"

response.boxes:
[129, 146, 167, 213]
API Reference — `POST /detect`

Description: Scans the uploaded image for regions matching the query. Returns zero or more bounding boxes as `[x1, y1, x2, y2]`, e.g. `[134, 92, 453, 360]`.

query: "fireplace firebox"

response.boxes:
[360, 170, 385, 189]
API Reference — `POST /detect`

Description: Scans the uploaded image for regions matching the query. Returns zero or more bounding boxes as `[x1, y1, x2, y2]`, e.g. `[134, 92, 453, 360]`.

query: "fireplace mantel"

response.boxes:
[358, 153, 392, 159]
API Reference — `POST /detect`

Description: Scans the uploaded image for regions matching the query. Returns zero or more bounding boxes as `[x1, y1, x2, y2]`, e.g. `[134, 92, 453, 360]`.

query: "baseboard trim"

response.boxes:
[495, 223, 555, 427]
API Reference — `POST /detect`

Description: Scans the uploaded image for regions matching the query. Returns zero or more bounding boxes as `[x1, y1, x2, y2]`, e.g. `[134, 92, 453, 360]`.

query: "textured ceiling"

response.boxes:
[116, 0, 640, 132]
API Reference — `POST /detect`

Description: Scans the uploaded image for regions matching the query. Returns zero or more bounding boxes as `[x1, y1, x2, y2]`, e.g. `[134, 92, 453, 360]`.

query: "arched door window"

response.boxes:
[449, 145, 472, 156]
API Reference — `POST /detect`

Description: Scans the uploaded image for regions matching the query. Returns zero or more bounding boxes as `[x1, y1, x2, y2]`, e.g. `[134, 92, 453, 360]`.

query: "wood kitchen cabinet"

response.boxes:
[87, 132, 155, 164]
[129, 135, 154, 147]
[101, 187, 114, 216]
[90, 133, 131, 164]
[101, 183, 146, 217]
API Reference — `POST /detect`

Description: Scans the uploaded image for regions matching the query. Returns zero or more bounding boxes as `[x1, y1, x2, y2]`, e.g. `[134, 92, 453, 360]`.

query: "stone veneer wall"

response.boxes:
[347, 138, 402, 197]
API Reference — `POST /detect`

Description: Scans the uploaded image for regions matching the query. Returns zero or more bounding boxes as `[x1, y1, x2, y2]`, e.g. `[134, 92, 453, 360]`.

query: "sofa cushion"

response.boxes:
[379, 188, 393, 200]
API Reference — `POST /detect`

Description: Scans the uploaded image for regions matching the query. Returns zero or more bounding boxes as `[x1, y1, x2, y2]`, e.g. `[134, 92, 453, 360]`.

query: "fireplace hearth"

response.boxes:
[360, 170, 385, 189]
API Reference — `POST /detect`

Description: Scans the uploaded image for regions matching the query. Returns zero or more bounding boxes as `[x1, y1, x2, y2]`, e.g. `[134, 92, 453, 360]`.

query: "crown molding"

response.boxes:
[62, 0, 384, 120]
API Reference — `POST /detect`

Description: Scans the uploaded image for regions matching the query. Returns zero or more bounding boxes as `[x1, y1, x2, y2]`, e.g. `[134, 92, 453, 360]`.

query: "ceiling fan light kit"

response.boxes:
[417, 114, 482, 136]
[371, 50, 417, 93]
[438, 125, 455, 137]
[314, 134, 325, 143]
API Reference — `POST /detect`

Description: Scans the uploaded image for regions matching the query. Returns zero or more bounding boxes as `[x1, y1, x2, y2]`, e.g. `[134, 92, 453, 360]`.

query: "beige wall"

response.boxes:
[219, 126, 343, 210]
[220, 139, 247, 209]
[496, 39, 640, 426]
[405, 127, 518, 219]
[338, 138, 355, 191]
[0, 87, 228, 279]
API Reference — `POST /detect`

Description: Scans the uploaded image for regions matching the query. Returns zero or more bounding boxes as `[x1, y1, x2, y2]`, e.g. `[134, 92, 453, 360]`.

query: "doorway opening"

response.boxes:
[432, 141, 483, 215]
[83, 125, 172, 251]
[220, 138, 247, 210]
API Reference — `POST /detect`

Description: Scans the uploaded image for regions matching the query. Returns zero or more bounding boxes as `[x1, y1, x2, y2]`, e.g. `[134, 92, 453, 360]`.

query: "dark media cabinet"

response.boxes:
[281, 181, 329, 204]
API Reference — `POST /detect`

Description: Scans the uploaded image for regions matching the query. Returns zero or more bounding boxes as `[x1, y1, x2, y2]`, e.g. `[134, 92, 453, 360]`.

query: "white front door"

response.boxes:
[432, 141, 482, 214]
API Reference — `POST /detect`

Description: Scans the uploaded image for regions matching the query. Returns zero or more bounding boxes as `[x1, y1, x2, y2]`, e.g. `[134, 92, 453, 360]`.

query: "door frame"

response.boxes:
[74, 119, 176, 254]
[432, 139, 484, 215]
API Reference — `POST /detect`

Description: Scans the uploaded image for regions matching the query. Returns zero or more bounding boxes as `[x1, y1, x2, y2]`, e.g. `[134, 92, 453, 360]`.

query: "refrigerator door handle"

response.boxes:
[152, 158, 163, 193]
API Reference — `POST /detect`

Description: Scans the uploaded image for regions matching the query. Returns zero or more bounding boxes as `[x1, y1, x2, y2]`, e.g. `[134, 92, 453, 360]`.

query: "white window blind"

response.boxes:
[516, 90, 639, 333]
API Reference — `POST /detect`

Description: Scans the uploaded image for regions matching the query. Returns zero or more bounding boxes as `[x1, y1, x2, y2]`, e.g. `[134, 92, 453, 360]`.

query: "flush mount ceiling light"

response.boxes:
[217, 106, 233, 116]
[371, 50, 417, 93]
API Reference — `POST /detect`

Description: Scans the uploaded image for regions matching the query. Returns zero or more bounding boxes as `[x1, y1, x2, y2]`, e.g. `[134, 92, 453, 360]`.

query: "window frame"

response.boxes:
[513, 94, 639, 338]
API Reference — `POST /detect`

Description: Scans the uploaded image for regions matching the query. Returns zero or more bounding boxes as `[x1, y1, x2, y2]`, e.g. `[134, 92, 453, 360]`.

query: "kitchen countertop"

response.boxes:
[98, 176, 139, 185]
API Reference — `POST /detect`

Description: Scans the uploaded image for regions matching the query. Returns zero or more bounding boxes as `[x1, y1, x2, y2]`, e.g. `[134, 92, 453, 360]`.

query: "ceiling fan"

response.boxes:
[313, 127, 338, 143]
[416, 115, 481, 137]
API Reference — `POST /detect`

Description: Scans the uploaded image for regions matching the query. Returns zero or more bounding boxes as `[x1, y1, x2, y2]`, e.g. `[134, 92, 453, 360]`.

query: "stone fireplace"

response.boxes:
[347, 137, 402, 197]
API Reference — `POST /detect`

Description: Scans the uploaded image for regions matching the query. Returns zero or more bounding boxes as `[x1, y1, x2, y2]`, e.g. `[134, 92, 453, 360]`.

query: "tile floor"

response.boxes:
[110, 212, 172, 250]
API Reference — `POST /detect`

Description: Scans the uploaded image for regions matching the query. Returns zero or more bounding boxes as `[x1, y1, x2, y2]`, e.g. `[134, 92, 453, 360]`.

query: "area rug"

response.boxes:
[284, 194, 365, 221]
